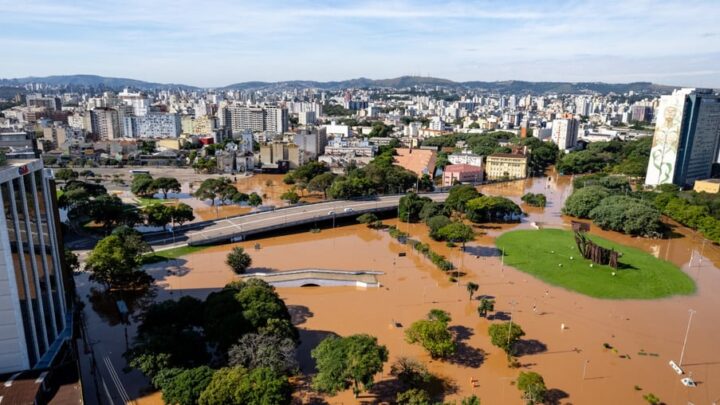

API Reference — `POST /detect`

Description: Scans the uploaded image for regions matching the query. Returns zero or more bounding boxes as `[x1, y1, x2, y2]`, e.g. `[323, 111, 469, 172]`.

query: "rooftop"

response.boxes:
[444, 164, 483, 173]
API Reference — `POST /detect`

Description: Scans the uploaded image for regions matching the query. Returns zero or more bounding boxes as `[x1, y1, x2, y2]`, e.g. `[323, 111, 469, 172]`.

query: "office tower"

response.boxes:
[91, 108, 121, 140]
[118, 89, 150, 116]
[631, 105, 654, 123]
[646, 88, 720, 188]
[136, 113, 181, 138]
[0, 158, 70, 373]
[551, 118, 579, 150]
[265, 106, 288, 134]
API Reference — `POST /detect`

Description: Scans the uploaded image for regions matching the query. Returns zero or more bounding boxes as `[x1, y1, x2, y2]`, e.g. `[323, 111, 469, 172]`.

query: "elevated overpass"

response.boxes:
[184, 192, 448, 246]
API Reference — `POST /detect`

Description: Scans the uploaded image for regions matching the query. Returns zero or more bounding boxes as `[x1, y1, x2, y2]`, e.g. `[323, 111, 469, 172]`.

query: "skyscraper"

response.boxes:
[0, 158, 70, 373]
[551, 118, 579, 150]
[645, 88, 720, 188]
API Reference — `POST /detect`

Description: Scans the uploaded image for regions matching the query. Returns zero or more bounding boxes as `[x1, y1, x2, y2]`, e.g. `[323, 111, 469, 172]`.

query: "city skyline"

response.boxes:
[1, 0, 719, 88]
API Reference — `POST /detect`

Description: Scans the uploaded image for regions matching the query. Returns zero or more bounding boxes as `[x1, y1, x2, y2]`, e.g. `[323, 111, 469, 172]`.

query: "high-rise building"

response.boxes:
[91, 108, 121, 140]
[646, 88, 720, 188]
[0, 158, 70, 373]
[551, 118, 579, 150]
[136, 113, 181, 138]
[265, 106, 288, 134]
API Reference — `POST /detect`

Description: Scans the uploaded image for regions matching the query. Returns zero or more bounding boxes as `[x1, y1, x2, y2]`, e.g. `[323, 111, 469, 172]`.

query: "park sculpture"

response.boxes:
[572, 221, 619, 269]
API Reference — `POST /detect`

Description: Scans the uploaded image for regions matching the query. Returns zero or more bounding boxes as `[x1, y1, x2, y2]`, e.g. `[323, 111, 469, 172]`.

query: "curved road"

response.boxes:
[156, 193, 449, 248]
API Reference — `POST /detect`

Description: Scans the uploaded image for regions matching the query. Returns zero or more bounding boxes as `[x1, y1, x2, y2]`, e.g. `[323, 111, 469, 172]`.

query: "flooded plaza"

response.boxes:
[81, 171, 720, 404]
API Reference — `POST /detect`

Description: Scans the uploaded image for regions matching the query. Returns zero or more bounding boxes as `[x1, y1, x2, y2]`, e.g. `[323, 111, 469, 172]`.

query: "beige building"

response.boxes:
[693, 179, 720, 194]
[485, 153, 528, 180]
[260, 141, 301, 169]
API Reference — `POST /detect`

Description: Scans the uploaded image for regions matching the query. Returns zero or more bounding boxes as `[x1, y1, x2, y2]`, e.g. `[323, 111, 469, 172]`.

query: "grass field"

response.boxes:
[142, 245, 210, 264]
[495, 229, 696, 299]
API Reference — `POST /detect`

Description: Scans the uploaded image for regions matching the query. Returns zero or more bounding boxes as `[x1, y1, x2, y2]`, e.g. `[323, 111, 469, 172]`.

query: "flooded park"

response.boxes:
[77, 170, 720, 404]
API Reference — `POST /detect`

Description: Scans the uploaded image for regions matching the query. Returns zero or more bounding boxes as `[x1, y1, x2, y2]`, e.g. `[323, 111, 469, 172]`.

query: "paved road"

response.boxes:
[179, 193, 449, 246]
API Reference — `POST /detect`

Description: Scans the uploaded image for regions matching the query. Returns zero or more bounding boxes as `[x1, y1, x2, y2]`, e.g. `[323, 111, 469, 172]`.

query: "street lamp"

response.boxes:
[679, 309, 696, 367]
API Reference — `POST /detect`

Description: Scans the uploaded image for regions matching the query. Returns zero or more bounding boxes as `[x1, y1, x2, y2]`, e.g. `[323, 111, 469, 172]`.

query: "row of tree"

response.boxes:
[193, 177, 262, 207]
[556, 137, 652, 177]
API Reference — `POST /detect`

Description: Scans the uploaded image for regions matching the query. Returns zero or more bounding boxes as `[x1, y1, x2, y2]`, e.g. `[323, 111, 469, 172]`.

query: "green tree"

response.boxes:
[55, 168, 78, 182]
[88, 194, 141, 232]
[291, 161, 330, 183]
[79, 169, 95, 179]
[466, 196, 522, 223]
[436, 222, 475, 248]
[203, 279, 297, 350]
[390, 357, 432, 389]
[312, 334, 389, 397]
[405, 310, 455, 359]
[198, 367, 291, 405]
[248, 192, 262, 207]
[228, 333, 298, 375]
[171, 203, 195, 226]
[426, 215, 452, 240]
[445, 184, 481, 213]
[356, 213, 379, 227]
[399, 192, 432, 222]
[517, 371, 547, 405]
[194, 177, 234, 206]
[477, 298, 495, 318]
[64, 248, 80, 273]
[144, 204, 170, 229]
[226, 246, 252, 274]
[280, 189, 300, 204]
[158, 366, 215, 405]
[562, 185, 610, 218]
[85, 233, 153, 289]
[396, 388, 431, 405]
[466, 281, 479, 301]
[307, 172, 335, 199]
[152, 177, 181, 199]
[521, 193, 547, 208]
[488, 322, 525, 359]
[131, 173, 156, 197]
[461, 395, 481, 405]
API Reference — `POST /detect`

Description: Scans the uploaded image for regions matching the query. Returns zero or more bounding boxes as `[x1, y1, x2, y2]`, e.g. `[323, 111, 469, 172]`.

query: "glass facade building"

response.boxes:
[0, 159, 69, 373]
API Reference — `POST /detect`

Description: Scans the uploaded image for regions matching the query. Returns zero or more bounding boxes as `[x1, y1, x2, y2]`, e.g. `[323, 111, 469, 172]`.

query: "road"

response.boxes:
[158, 193, 450, 247]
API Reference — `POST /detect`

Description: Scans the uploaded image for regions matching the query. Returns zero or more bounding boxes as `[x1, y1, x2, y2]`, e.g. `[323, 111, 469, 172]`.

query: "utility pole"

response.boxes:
[679, 309, 697, 367]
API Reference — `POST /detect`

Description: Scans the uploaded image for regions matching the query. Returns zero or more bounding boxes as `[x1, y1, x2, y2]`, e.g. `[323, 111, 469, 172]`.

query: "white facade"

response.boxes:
[0, 159, 68, 373]
[551, 118, 579, 150]
[136, 113, 181, 138]
[448, 152, 484, 168]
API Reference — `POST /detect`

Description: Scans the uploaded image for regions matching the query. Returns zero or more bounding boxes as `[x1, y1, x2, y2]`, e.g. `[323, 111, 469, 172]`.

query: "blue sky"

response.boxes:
[0, 0, 719, 87]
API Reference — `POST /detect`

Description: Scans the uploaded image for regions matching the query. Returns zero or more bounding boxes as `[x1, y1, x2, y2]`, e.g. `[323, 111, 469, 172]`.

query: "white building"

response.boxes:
[136, 113, 181, 138]
[0, 159, 70, 373]
[551, 118, 579, 150]
[448, 151, 484, 167]
[118, 89, 150, 116]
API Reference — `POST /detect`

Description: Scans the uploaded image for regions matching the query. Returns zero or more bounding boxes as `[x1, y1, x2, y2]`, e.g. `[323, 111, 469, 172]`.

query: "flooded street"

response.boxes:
[83, 171, 720, 405]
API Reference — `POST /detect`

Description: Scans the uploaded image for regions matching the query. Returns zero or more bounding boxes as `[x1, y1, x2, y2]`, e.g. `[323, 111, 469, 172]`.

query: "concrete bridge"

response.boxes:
[239, 269, 384, 288]
[181, 192, 449, 246]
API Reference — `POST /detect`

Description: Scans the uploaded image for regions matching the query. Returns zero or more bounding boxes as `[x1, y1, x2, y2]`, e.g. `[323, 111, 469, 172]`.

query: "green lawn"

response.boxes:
[495, 229, 695, 299]
[142, 245, 210, 264]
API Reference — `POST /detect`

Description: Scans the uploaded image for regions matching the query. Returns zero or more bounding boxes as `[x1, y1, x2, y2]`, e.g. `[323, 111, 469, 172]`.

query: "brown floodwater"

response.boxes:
[137, 170, 720, 404]
[192, 174, 326, 221]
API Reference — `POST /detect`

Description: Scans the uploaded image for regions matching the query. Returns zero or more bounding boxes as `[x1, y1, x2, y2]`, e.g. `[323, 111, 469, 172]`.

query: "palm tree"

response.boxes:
[466, 282, 479, 301]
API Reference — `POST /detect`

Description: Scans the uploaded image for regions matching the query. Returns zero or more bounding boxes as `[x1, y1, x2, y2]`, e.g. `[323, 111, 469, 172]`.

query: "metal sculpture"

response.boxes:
[571, 221, 619, 268]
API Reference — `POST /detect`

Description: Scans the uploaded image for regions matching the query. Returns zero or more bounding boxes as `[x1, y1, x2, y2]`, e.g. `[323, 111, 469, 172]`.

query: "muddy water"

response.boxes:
[149, 171, 720, 404]
[192, 174, 326, 221]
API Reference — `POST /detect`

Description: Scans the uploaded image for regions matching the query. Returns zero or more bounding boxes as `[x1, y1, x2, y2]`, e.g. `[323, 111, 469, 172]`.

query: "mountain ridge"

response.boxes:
[0, 74, 680, 95]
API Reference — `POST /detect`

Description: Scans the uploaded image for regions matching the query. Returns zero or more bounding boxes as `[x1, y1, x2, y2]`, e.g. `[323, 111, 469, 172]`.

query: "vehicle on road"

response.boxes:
[343, 208, 354, 213]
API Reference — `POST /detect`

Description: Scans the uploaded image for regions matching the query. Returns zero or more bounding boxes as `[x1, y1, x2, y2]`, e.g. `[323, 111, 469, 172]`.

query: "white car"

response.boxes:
[343, 207, 354, 213]
[681, 377, 697, 387]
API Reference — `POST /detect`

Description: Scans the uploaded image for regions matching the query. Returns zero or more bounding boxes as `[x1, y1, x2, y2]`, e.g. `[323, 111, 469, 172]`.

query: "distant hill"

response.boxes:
[0, 74, 200, 91]
[0, 74, 679, 95]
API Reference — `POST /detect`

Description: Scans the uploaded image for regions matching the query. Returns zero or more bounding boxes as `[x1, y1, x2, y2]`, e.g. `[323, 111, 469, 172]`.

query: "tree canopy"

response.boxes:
[312, 334, 389, 397]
